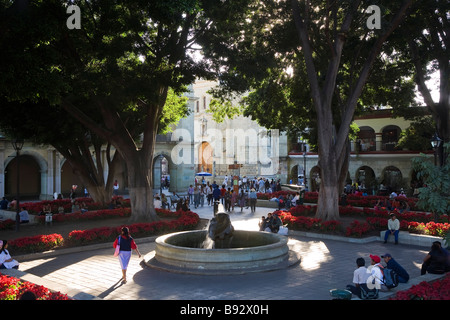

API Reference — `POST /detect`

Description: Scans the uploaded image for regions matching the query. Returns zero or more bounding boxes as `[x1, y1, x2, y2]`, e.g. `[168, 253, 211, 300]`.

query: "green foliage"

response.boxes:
[206, 96, 243, 123]
[159, 88, 190, 134]
[411, 143, 450, 217]
[397, 116, 435, 151]
[201, 1, 417, 138]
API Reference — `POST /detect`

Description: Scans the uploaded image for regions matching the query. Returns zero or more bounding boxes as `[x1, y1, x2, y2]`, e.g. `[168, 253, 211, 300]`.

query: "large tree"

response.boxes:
[0, 0, 243, 222]
[200, 0, 414, 220]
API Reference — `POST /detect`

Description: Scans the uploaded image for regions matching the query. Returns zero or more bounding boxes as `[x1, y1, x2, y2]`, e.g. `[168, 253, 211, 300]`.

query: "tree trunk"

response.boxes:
[316, 183, 340, 221]
[315, 147, 341, 221]
[124, 149, 158, 223]
[86, 185, 112, 205]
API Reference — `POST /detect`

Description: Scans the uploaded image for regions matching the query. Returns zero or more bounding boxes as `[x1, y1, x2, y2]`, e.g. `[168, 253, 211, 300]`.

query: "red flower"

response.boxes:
[0, 273, 71, 300]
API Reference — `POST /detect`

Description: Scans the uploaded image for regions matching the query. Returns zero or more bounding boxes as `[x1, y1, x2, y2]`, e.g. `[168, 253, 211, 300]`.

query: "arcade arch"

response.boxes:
[381, 125, 401, 151]
[153, 153, 171, 191]
[381, 166, 403, 193]
[357, 126, 376, 151]
[198, 141, 213, 173]
[355, 166, 376, 193]
[5, 154, 41, 199]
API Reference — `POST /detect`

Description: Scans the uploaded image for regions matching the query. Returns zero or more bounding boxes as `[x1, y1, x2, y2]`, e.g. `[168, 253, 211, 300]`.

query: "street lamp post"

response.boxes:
[159, 154, 164, 196]
[431, 133, 443, 166]
[11, 138, 24, 232]
[303, 142, 308, 188]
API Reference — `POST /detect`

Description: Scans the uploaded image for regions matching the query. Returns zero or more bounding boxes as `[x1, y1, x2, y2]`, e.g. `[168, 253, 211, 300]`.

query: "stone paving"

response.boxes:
[9, 203, 434, 301]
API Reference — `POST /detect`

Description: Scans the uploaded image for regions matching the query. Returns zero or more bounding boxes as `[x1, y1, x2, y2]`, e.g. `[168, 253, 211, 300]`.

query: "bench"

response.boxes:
[380, 230, 447, 248]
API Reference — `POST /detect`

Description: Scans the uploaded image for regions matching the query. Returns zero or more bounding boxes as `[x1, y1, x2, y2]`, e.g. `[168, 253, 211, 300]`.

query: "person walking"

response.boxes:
[113, 227, 141, 284]
[383, 213, 400, 244]
[187, 185, 194, 205]
[249, 188, 257, 213]
[193, 185, 200, 208]
[238, 188, 246, 212]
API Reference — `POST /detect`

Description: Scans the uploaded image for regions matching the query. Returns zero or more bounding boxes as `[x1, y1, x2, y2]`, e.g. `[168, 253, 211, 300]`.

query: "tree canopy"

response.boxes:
[0, 0, 249, 221]
[199, 0, 416, 220]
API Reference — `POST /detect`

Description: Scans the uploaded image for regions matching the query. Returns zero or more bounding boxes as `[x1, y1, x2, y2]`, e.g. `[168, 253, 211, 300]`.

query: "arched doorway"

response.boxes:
[355, 166, 376, 194]
[198, 141, 213, 173]
[357, 126, 376, 151]
[382, 125, 401, 151]
[381, 166, 403, 193]
[290, 165, 299, 184]
[5, 155, 40, 200]
[153, 154, 170, 191]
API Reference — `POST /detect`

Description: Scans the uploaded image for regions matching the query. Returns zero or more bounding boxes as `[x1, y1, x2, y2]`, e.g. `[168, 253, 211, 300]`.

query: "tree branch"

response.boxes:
[335, 0, 414, 155]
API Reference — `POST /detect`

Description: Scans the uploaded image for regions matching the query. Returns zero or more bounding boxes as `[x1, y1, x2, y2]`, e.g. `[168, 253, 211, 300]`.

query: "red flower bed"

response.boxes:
[6, 209, 199, 254]
[345, 221, 371, 237]
[35, 207, 132, 224]
[0, 273, 70, 300]
[66, 209, 199, 246]
[279, 210, 342, 234]
[289, 205, 316, 216]
[18, 196, 131, 215]
[277, 203, 450, 238]
[339, 205, 365, 216]
[9, 234, 64, 254]
[408, 221, 450, 237]
[0, 219, 15, 231]
[20, 197, 96, 214]
[320, 220, 343, 233]
[390, 273, 450, 300]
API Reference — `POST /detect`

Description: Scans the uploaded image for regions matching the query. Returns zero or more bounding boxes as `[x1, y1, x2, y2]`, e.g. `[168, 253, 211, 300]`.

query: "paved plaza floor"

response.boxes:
[12, 203, 431, 302]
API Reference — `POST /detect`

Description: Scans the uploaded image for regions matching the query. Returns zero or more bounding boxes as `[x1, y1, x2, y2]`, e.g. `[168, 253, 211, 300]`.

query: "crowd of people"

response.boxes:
[154, 176, 279, 214]
[152, 174, 309, 215]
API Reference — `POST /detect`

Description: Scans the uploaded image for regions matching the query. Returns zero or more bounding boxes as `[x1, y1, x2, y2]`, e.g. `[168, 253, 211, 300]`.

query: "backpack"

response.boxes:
[381, 267, 399, 289]
[359, 283, 379, 300]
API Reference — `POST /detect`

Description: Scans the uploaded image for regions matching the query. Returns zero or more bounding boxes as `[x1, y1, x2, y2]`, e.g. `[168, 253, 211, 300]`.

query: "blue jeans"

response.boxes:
[384, 230, 399, 243]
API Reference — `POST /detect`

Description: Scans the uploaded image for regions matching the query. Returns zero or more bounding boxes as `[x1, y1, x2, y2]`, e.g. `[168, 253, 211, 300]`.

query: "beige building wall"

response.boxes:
[192, 80, 289, 182]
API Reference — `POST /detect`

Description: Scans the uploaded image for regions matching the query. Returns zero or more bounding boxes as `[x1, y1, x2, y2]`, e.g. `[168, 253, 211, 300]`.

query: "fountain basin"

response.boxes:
[144, 230, 300, 275]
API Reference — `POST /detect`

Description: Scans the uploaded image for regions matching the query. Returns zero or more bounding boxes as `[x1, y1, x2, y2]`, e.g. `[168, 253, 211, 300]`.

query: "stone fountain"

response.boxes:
[143, 210, 301, 275]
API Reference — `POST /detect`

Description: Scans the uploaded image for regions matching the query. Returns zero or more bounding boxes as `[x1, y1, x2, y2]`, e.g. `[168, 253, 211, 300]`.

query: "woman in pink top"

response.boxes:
[113, 227, 141, 283]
